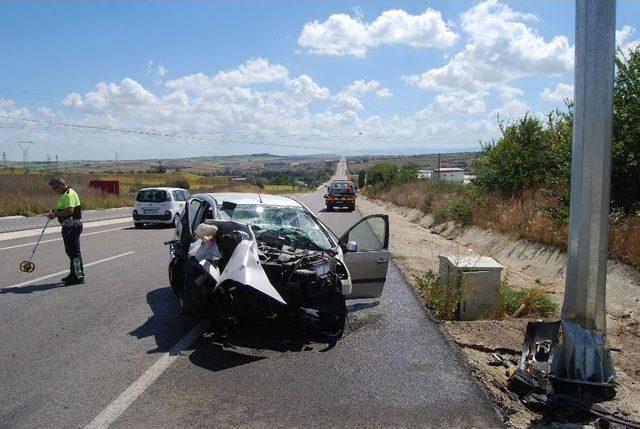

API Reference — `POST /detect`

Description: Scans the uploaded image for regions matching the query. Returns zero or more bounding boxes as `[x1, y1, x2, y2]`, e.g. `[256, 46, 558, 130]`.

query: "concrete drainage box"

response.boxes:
[438, 254, 503, 321]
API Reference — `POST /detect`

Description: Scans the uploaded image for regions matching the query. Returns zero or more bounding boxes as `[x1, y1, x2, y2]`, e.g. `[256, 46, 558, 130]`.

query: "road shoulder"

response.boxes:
[356, 196, 640, 427]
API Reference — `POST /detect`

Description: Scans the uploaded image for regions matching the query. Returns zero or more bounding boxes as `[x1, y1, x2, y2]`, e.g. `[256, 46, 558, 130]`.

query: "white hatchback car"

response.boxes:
[133, 187, 190, 228]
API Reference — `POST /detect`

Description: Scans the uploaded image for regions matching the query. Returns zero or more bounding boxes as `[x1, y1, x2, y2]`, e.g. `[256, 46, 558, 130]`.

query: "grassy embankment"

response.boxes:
[367, 178, 640, 272]
[0, 171, 267, 217]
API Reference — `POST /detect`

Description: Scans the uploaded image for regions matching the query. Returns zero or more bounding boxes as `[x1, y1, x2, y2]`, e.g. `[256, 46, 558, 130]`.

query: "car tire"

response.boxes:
[134, 222, 144, 229]
[171, 213, 180, 228]
[349, 205, 355, 212]
[319, 296, 346, 340]
[327, 206, 333, 211]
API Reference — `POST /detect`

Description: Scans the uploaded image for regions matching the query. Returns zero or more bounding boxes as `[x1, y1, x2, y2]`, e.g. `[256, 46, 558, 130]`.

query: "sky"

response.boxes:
[1, 1, 639, 161]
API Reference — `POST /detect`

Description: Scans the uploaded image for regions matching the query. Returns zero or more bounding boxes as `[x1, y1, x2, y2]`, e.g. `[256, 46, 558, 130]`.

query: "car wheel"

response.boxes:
[134, 222, 144, 229]
[349, 205, 355, 212]
[172, 213, 180, 228]
[327, 205, 333, 211]
[319, 296, 346, 340]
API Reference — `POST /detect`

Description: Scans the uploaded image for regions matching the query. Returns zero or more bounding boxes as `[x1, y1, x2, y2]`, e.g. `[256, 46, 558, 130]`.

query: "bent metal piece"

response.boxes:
[19, 218, 51, 273]
[197, 228, 286, 305]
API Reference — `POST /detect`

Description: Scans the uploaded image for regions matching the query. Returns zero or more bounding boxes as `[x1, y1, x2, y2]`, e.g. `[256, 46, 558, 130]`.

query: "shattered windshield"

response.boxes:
[218, 204, 333, 250]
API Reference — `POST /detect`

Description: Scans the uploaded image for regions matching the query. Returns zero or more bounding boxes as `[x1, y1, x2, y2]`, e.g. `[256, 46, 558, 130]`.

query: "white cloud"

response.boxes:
[405, 0, 573, 92]
[157, 65, 167, 79]
[62, 78, 158, 112]
[332, 94, 364, 111]
[429, 90, 488, 114]
[491, 98, 530, 120]
[375, 88, 393, 98]
[166, 58, 288, 92]
[285, 74, 330, 101]
[617, 25, 640, 54]
[541, 83, 573, 102]
[331, 79, 392, 110]
[0, 98, 31, 118]
[298, 8, 458, 57]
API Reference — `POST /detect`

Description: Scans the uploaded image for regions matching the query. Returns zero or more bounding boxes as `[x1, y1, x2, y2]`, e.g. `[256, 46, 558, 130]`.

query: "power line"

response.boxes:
[0, 115, 481, 147]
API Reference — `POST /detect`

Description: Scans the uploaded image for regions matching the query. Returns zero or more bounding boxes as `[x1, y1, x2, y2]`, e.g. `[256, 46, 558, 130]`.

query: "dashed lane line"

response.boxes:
[84, 320, 208, 429]
[0, 227, 129, 251]
[1, 251, 135, 290]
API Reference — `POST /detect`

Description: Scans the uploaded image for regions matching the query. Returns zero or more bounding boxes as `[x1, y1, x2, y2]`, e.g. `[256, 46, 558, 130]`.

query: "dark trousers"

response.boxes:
[62, 220, 84, 280]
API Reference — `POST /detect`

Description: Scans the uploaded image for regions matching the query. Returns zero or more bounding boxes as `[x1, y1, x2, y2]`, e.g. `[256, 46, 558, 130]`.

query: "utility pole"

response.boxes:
[18, 141, 34, 173]
[436, 153, 441, 180]
[551, 0, 616, 386]
[1, 151, 6, 169]
[46, 154, 51, 165]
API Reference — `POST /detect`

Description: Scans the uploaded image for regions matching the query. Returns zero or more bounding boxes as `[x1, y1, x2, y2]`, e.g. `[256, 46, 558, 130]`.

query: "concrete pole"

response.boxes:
[552, 0, 616, 384]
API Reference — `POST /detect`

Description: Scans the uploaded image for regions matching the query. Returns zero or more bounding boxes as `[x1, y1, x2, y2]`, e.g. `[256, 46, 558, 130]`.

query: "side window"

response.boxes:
[188, 200, 202, 232]
[182, 191, 190, 200]
[172, 191, 182, 201]
[192, 202, 211, 233]
[343, 216, 387, 251]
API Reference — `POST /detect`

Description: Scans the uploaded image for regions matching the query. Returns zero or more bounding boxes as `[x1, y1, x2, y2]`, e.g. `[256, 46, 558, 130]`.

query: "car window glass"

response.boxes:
[136, 189, 166, 203]
[219, 204, 332, 249]
[346, 217, 385, 251]
[172, 191, 182, 201]
[188, 200, 202, 232]
[182, 191, 190, 200]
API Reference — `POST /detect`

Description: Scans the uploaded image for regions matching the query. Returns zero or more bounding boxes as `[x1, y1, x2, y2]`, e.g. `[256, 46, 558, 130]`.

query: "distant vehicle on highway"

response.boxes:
[324, 180, 356, 212]
[133, 187, 190, 228]
[167, 192, 390, 340]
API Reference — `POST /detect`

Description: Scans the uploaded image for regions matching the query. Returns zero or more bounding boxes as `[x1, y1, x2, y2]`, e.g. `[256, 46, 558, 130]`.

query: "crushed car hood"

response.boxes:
[196, 226, 287, 305]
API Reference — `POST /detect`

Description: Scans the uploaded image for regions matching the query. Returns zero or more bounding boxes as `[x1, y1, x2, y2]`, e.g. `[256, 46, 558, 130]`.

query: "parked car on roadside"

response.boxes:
[133, 187, 190, 228]
[166, 192, 390, 340]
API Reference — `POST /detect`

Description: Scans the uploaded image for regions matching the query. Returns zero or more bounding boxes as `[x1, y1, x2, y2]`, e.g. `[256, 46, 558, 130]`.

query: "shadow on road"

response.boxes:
[132, 288, 381, 372]
[0, 281, 77, 295]
[129, 287, 193, 354]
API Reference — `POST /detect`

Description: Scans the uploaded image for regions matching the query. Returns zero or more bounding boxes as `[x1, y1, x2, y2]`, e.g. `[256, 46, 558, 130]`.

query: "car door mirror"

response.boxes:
[339, 214, 389, 252]
[346, 241, 357, 252]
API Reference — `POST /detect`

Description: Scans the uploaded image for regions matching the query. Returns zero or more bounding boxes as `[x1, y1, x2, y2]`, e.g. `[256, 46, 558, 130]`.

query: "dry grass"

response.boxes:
[0, 171, 277, 217]
[368, 180, 640, 271]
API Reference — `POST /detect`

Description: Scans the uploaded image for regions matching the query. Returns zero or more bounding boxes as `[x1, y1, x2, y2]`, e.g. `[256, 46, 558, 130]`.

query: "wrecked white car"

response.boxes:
[167, 193, 390, 339]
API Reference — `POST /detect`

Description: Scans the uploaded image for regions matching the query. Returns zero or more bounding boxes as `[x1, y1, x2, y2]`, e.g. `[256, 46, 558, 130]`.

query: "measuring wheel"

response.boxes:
[19, 260, 36, 273]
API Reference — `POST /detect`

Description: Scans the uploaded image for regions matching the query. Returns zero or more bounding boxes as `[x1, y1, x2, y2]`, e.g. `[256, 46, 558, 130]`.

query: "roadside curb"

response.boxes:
[0, 215, 26, 220]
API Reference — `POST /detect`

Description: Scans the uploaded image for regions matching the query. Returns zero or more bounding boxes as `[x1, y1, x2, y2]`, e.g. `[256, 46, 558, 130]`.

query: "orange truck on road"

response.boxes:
[324, 180, 356, 212]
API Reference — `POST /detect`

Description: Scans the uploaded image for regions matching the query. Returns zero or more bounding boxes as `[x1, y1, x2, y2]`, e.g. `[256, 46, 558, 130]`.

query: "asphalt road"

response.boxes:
[0, 207, 133, 233]
[0, 162, 501, 428]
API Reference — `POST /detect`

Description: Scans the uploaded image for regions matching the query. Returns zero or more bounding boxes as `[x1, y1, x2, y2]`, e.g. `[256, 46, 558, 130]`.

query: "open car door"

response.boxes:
[168, 195, 217, 312]
[339, 214, 390, 299]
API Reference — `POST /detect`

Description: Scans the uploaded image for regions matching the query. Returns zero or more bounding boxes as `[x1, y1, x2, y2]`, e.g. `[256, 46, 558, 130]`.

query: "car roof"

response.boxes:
[206, 192, 301, 207]
[137, 187, 187, 191]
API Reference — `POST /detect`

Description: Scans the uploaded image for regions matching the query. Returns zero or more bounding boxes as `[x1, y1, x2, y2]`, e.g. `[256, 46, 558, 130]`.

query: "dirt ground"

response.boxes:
[357, 196, 640, 428]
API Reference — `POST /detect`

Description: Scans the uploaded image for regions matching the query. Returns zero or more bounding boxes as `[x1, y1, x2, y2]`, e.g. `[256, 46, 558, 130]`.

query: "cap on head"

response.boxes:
[48, 177, 66, 186]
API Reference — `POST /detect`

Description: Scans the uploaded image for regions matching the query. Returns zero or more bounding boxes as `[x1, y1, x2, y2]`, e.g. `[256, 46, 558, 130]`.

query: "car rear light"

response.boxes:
[165, 194, 171, 202]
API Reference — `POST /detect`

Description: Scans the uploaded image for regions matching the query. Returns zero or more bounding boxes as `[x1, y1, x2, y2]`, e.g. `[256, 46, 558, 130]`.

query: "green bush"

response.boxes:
[433, 196, 473, 225]
[498, 279, 557, 318]
[415, 270, 557, 320]
[415, 270, 465, 320]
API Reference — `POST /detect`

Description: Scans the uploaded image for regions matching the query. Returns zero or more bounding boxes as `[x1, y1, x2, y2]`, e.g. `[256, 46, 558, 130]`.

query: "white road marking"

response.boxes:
[0, 217, 132, 242]
[0, 227, 129, 251]
[1, 251, 135, 290]
[85, 320, 208, 429]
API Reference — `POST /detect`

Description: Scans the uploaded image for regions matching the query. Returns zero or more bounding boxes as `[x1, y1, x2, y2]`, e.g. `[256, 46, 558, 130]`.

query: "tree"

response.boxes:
[473, 114, 553, 198]
[357, 170, 366, 188]
[612, 46, 640, 213]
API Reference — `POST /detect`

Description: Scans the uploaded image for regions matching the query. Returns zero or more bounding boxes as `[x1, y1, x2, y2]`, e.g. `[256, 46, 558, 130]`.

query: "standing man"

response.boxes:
[47, 178, 84, 285]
